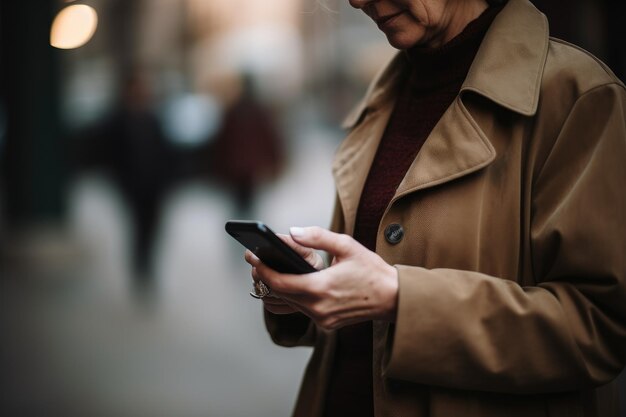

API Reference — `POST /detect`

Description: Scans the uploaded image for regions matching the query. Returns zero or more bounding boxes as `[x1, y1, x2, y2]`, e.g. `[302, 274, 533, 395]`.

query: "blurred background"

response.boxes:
[0, 1, 624, 416]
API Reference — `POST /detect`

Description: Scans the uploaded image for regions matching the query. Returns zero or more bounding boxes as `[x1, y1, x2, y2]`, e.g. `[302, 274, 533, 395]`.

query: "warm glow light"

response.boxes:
[188, 0, 299, 34]
[50, 5, 98, 49]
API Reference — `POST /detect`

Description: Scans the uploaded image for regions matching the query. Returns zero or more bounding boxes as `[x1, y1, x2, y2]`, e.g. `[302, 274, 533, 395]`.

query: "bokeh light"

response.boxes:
[50, 4, 98, 50]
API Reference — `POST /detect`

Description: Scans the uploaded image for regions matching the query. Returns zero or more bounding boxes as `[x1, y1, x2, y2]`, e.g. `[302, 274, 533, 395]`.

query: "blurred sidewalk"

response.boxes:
[0, 129, 338, 417]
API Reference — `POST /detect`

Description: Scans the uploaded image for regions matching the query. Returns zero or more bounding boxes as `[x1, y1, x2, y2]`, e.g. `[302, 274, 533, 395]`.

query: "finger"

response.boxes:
[276, 234, 312, 258]
[289, 226, 357, 258]
[276, 234, 323, 269]
[251, 267, 260, 283]
[263, 303, 297, 315]
[262, 296, 290, 306]
[255, 261, 314, 295]
[244, 250, 260, 266]
[263, 294, 302, 315]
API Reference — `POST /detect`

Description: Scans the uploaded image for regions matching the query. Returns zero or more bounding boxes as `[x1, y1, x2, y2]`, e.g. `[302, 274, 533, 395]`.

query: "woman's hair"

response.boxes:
[486, 0, 507, 5]
[315, 0, 336, 13]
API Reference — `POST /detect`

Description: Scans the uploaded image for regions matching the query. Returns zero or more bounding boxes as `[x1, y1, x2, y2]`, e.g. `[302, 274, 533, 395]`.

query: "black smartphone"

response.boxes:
[225, 220, 317, 274]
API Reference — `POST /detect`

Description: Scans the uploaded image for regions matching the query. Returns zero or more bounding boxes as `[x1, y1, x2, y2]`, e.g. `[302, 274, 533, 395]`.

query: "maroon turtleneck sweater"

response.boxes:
[323, 6, 503, 417]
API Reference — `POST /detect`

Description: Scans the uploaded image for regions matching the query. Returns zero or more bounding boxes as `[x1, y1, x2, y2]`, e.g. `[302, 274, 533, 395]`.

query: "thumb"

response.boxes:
[289, 226, 356, 258]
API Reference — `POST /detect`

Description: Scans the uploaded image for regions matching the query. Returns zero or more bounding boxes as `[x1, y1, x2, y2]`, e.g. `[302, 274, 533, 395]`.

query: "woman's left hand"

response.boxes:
[249, 226, 399, 330]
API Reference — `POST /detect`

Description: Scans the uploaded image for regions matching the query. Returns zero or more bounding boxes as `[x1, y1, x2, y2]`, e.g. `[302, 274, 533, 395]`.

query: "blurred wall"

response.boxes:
[0, 0, 65, 230]
[533, 0, 626, 80]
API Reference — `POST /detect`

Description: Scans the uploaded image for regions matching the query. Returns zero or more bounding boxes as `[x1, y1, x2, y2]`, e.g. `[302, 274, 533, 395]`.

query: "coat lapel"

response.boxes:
[332, 103, 395, 236]
[393, 97, 496, 199]
[332, 54, 405, 235]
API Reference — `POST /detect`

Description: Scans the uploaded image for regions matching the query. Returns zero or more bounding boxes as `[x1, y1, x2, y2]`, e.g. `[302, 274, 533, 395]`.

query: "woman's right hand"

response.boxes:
[244, 234, 325, 315]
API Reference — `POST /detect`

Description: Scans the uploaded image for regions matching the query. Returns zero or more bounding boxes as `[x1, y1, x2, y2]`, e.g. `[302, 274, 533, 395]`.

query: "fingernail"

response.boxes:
[290, 227, 305, 238]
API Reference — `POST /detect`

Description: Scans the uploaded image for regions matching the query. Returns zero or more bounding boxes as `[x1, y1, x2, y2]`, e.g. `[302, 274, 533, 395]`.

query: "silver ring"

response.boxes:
[250, 281, 271, 299]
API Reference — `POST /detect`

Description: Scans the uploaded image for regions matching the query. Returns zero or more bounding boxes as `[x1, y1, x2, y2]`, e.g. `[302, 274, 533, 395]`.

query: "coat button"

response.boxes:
[384, 223, 404, 245]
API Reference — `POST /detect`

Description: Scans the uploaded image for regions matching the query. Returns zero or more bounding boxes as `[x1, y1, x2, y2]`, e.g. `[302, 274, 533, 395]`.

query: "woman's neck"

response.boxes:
[423, 0, 489, 48]
[405, 3, 504, 91]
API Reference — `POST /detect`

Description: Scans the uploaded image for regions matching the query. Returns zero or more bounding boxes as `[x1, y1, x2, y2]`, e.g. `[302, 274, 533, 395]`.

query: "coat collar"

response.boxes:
[462, 0, 549, 116]
[341, 0, 549, 129]
[333, 0, 549, 233]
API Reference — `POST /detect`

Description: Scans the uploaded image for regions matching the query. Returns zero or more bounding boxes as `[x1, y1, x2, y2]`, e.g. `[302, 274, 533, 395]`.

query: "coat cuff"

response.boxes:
[384, 265, 438, 381]
[264, 310, 316, 347]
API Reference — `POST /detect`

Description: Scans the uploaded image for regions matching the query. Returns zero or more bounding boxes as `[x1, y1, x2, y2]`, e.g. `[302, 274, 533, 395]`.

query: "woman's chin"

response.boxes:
[386, 37, 417, 50]
[384, 32, 422, 50]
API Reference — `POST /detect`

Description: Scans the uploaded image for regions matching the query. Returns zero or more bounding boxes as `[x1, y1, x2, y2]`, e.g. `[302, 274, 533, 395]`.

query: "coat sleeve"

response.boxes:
[264, 311, 316, 347]
[383, 83, 626, 394]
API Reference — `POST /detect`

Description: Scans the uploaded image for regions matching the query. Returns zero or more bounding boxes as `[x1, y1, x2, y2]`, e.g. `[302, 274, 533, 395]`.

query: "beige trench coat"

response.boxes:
[265, 0, 626, 415]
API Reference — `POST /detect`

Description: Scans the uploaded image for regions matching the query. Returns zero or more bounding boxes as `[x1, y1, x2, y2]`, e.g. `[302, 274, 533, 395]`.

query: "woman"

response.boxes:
[245, 0, 626, 416]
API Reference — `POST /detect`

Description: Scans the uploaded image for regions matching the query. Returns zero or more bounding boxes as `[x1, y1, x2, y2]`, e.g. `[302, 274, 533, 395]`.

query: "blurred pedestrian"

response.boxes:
[208, 74, 285, 215]
[74, 71, 174, 285]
